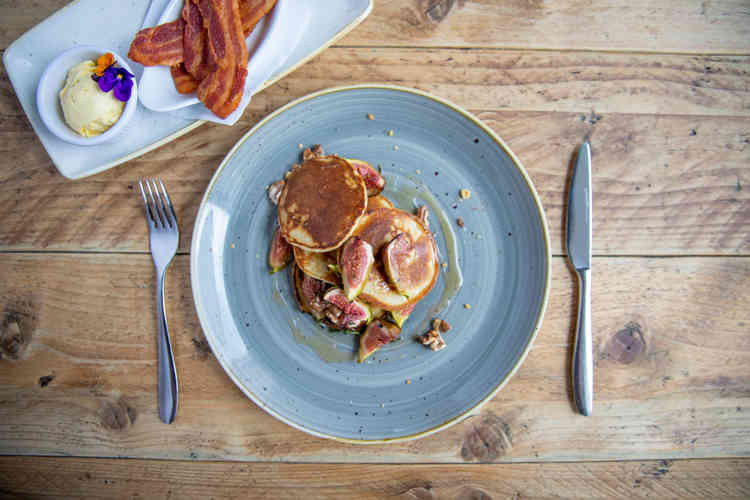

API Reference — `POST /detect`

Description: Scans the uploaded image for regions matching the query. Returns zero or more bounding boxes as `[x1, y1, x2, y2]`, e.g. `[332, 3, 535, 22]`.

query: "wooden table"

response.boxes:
[1, 1, 749, 498]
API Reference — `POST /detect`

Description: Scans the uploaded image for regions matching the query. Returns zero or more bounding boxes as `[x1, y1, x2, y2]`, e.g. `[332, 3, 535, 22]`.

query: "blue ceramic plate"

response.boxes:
[191, 85, 551, 442]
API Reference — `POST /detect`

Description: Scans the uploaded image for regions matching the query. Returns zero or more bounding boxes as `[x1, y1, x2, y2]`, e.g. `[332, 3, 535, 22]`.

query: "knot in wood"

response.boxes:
[603, 321, 646, 364]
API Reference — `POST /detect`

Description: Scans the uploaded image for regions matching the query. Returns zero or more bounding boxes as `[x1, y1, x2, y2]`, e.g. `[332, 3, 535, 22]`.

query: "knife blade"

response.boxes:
[567, 141, 593, 416]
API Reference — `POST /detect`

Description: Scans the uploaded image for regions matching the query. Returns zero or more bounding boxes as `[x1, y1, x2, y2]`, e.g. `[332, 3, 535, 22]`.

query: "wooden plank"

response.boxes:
[0, 253, 748, 462]
[1, 457, 750, 500]
[251, 49, 750, 118]
[1, 49, 749, 255]
[342, 0, 750, 54]
[2, 1, 750, 54]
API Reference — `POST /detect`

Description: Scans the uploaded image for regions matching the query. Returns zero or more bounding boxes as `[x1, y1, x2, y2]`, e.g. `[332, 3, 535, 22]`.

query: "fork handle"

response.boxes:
[156, 269, 179, 424]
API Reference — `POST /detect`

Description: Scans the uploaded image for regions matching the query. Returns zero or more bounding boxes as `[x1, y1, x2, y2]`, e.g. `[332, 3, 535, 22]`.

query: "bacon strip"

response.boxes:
[196, 0, 248, 118]
[182, 0, 212, 80]
[128, 19, 186, 66]
[129, 0, 277, 119]
[170, 64, 200, 94]
[239, 0, 277, 36]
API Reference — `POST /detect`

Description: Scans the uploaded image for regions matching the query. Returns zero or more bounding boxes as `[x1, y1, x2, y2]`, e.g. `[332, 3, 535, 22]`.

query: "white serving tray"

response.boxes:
[3, 0, 372, 179]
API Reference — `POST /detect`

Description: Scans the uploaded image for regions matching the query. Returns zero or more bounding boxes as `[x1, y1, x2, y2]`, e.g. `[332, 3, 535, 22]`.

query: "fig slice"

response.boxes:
[339, 236, 375, 301]
[346, 159, 385, 196]
[323, 288, 371, 331]
[293, 265, 328, 320]
[358, 319, 401, 362]
[269, 227, 292, 273]
[390, 303, 415, 328]
[382, 232, 417, 297]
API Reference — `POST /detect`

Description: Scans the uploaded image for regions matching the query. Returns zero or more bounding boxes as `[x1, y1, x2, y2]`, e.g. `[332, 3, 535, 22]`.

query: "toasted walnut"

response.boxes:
[420, 329, 446, 351]
[302, 144, 325, 161]
[267, 180, 285, 205]
[432, 318, 452, 332]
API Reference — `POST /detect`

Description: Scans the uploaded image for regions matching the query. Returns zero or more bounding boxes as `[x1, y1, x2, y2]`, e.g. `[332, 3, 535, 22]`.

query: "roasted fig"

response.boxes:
[389, 303, 415, 328]
[293, 265, 328, 320]
[358, 319, 401, 362]
[351, 208, 439, 310]
[323, 288, 371, 331]
[339, 236, 375, 301]
[382, 232, 417, 297]
[347, 159, 385, 196]
[269, 227, 292, 273]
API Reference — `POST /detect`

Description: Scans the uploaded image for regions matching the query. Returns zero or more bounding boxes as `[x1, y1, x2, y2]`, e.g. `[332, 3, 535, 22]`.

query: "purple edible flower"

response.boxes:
[94, 66, 134, 102]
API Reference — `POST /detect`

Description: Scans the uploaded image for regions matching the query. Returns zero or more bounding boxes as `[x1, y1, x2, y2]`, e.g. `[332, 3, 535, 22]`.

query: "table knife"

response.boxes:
[567, 141, 593, 416]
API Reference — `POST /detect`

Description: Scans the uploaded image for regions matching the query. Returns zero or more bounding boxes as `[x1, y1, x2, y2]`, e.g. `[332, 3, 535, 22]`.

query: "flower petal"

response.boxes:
[94, 52, 115, 76]
[117, 67, 135, 80]
[98, 71, 117, 92]
[113, 78, 133, 102]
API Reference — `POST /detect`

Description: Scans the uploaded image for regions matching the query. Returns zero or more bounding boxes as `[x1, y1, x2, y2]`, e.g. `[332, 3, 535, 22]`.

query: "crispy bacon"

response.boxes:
[128, 0, 277, 119]
[170, 64, 200, 94]
[128, 19, 186, 66]
[239, 0, 277, 36]
[196, 0, 248, 119]
[182, 0, 212, 80]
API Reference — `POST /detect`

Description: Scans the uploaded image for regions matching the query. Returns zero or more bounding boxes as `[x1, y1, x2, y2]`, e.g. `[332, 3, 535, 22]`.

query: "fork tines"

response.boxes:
[138, 178, 177, 229]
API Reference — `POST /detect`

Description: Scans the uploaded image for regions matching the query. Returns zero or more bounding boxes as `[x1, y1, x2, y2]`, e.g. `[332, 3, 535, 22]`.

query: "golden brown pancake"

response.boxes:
[293, 247, 340, 285]
[351, 208, 439, 310]
[278, 155, 367, 252]
[366, 195, 394, 212]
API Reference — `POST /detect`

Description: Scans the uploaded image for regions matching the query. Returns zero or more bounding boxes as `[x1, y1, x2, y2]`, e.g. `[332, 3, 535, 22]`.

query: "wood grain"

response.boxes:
[1, 457, 750, 499]
[0, 253, 747, 462]
[342, 0, 750, 54]
[1, 49, 749, 255]
[2, 1, 750, 54]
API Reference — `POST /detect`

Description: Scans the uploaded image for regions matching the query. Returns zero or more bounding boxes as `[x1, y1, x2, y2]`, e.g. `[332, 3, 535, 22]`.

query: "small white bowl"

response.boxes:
[36, 45, 138, 146]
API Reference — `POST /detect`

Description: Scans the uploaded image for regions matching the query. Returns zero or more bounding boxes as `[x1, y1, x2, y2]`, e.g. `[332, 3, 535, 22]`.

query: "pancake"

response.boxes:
[293, 247, 340, 285]
[366, 195, 394, 212]
[278, 155, 367, 252]
[350, 208, 439, 310]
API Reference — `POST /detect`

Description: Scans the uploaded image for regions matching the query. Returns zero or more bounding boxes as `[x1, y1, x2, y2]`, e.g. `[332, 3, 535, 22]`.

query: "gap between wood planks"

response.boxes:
[331, 44, 750, 57]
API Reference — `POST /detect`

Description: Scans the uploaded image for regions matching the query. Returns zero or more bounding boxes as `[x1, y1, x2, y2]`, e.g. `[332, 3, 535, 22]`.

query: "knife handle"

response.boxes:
[573, 268, 593, 416]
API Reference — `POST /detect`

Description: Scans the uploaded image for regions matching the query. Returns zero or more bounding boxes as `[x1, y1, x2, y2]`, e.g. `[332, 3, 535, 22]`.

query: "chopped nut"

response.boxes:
[367, 113, 375, 120]
[298, 143, 303, 149]
[459, 188, 471, 200]
[463, 303, 471, 309]
[415, 169, 421, 174]
[405, 379, 411, 384]
[393, 145, 399, 151]
[420, 329, 446, 351]
[441, 262, 448, 270]
[267, 180, 285, 205]
[302, 144, 324, 161]
[387, 129, 394, 136]
[230, 243, 236, 249]
[456, 217, 465, 228]
[432, 318, 452, 332]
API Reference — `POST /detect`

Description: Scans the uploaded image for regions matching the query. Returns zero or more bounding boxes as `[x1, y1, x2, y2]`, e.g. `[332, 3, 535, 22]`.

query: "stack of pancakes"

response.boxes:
[275, 148, 439, 331]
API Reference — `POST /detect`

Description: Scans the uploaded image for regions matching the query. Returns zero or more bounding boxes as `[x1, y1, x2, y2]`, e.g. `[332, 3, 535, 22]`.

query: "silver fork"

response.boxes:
[138, 178, 179, 424]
